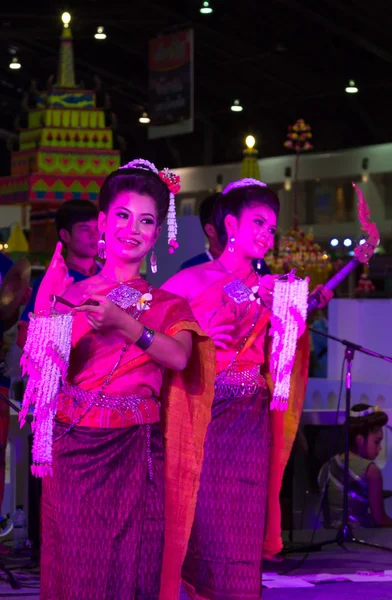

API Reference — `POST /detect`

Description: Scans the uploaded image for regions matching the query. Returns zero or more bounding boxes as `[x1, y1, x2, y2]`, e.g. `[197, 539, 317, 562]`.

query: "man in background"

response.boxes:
[18, 199, 101, 347]
[179, 193, 271, 274]
[0, 253, 31, 543]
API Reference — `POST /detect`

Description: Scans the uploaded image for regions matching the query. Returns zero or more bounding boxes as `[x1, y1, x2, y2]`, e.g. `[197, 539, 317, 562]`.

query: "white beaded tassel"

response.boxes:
[20, 313, 73, 477]
[270, 277, 309, 411]
[167, 192, 178, 251]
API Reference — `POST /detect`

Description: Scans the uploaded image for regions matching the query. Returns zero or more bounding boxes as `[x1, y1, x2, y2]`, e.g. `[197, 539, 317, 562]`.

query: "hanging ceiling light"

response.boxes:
[231, 99, 243, 112]
[61, 12, 71, 28]
[345, 79, 358, 94]
[200, 1, 213, 14]
[94, 26, 107, 40]
[139, 112, 150, 124]
[9, 57, 21, 70]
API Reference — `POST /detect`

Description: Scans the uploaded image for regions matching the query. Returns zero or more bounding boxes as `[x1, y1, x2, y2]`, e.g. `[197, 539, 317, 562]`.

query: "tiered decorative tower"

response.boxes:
[240, 135, 261, 180]
[0, 14, 120, 254]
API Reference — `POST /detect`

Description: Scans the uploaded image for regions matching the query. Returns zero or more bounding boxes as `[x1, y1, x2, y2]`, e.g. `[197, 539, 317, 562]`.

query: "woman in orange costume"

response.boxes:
[163, 179, 328, 599]
[24, 160, 214, 600]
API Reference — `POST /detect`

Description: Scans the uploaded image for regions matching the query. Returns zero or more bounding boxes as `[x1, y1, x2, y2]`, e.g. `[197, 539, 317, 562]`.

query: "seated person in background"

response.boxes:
[18, 199, 101, 348]
[179, 193, 271, 275]
[318, 403, 392, 528]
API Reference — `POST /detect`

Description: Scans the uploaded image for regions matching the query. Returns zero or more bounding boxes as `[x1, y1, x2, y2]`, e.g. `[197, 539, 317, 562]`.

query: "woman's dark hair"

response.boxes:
[199, 193, 220, 232]
[348, 403, 388, 449]
[99, 167, 170, 226]
[213, 184, 280, 247]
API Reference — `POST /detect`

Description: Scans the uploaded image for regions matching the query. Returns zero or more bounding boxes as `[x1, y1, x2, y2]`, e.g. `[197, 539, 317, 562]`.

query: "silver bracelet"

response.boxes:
[135, 326, 155, 351]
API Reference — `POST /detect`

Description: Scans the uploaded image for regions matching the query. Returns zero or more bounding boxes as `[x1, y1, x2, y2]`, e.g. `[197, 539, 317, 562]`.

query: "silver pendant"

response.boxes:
[107, 285, 142, 310]
[223, 280, 252, 304]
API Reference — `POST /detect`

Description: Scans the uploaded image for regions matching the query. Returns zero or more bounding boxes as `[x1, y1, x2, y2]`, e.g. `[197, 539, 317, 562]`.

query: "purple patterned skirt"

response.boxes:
[182, 389, 270, 600]
[41, 422, 164, 600]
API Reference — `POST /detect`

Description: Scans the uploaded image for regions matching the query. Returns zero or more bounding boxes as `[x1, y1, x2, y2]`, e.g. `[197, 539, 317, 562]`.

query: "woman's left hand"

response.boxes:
[309, 285, 334, 310]
[74, 295, 127, 332]
[256, 274, 280, 309]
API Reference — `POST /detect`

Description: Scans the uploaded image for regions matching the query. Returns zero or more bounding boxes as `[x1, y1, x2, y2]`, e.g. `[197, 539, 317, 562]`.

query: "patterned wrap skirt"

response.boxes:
[41, 421, 164, 600]
[182, 389, 271, 600]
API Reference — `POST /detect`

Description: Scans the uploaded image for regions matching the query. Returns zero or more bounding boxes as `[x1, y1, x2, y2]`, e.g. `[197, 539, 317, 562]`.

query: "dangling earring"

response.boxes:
[256, 259, 261, 271]
[150, 248, 158, 274]
[97, 233, 106, 260]
[228, 236, 235, 253]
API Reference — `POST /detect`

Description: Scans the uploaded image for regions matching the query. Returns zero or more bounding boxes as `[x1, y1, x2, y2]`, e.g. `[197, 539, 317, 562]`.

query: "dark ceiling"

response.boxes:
[1, 0, 392, 172]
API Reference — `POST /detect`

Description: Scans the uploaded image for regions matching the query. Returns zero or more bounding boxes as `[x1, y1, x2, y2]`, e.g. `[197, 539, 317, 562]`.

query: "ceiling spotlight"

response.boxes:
[139, 112, 150, 124]
[3, 243, 8, 250]
[94, 26, 107, 40]
[61, 12, 71, 28]
[9, 57, 21, 70]
[330, 238, 339, 247]
[200, 1, 213, 14]
[345, 79, 358, 94]
[359, 238, 366, 245]
[343, 238, 352, 247]
[245, 135, 255, 149]
[231, 99, 243, 112]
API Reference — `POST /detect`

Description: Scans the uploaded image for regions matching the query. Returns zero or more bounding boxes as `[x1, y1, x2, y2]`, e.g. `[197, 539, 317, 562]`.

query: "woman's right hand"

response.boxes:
[208, 323, 235, 350]
[35, 242, 74, 313]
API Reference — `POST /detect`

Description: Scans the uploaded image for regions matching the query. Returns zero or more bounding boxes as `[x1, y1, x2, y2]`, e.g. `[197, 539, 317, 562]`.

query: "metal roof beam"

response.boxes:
[275, 0, 392, 65]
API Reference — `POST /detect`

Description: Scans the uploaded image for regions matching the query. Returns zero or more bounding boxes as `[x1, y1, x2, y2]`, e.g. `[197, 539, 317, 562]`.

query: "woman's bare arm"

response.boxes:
[367, 463, 392, 526]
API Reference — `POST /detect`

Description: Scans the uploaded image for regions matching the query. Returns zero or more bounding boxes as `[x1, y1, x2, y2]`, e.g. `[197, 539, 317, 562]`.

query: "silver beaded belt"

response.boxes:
[60, 383, 160, 421]
[214, 366, 266, 399]
[58, 383, 160, 480]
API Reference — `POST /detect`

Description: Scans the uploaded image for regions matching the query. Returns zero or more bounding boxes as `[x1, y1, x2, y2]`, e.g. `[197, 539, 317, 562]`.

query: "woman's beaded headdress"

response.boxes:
[119, 158, 181, 253]
[350, 405, 380, 418]
[222, 178, 267, 195]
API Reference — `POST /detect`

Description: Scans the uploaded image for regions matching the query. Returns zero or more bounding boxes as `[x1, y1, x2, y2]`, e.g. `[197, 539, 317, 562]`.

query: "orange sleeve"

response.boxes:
[263, 330, 310, 557]
[159, 320, 215, 600]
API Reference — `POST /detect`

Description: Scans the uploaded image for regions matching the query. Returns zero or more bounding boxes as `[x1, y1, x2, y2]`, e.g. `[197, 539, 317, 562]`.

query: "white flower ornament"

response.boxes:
[249, 285, 262, 304]
[136, 292, 152, 312]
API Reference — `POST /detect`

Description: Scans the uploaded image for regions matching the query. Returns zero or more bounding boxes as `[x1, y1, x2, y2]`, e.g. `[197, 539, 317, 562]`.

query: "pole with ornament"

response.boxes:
[265, 119, 334, 289]
[284, 118, 313, 229]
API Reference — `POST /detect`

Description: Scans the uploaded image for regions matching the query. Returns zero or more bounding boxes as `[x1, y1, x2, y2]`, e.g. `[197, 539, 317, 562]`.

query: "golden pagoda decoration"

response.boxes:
[56, 13, 76, 88]
[265, 227, 333, 289]
[265, 119, 334, 290]
[6, 223, 29, 254]
[240, 135, 260, 179]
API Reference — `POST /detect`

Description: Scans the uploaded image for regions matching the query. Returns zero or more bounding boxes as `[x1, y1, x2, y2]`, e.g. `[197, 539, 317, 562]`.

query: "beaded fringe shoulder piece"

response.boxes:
[270, 273, 309, 411]
[20, 313, 74, 476]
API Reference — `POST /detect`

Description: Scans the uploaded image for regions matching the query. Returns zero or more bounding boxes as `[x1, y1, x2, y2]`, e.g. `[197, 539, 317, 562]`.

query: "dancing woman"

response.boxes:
[163, 179, 329, 599]
[24, 160, 215, 600]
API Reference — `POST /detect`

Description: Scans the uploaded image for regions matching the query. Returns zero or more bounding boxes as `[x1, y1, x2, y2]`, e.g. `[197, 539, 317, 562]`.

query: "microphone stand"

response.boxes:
[283, 329, 392, 555]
